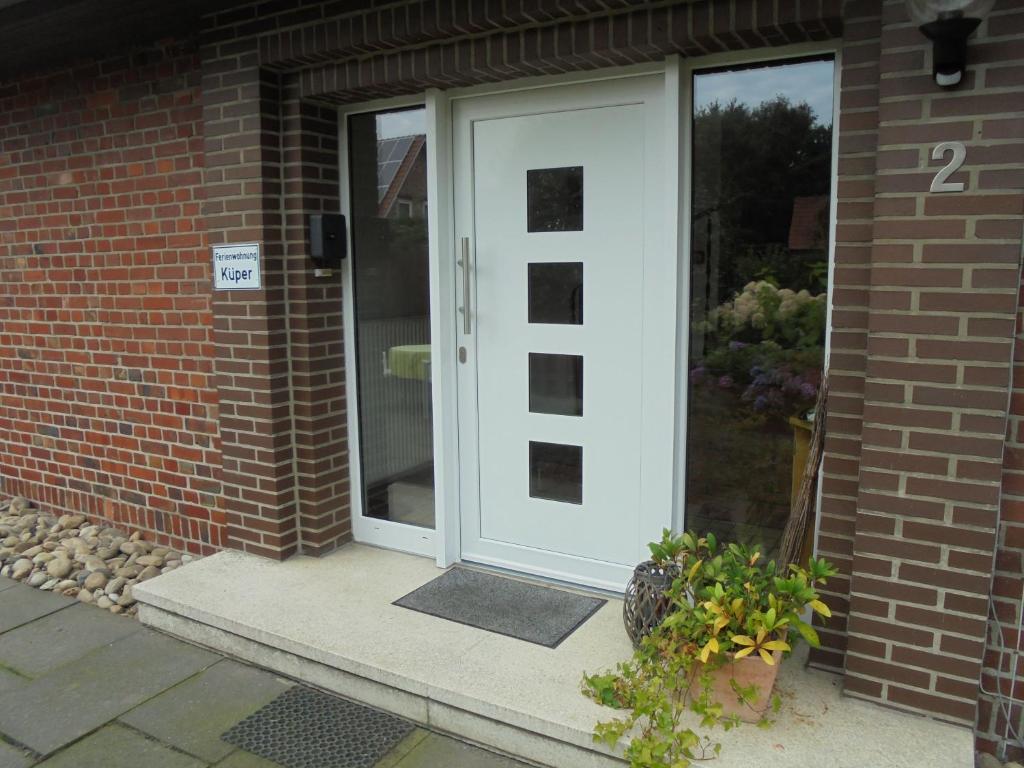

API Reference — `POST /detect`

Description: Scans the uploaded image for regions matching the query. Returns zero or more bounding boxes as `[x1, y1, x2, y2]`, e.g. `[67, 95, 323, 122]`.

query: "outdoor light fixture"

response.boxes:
[907, 0, 994, 87]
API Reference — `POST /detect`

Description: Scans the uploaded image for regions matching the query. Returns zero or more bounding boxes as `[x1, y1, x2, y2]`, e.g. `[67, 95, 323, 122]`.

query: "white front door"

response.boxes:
[453, 75, 676, 591]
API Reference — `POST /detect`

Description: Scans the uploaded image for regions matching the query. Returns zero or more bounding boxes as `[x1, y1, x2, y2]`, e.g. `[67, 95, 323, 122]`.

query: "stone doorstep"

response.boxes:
[136, 604, 619, 768]
[132, 545, 974, 768]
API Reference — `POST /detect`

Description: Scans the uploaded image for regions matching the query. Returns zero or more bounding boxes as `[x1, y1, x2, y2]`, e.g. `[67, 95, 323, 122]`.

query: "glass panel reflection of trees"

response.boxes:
[686, 59, 834, 557]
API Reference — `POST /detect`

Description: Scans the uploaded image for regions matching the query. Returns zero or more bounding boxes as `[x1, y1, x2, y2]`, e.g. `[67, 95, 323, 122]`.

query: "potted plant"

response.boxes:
[584, 531, 837, 768]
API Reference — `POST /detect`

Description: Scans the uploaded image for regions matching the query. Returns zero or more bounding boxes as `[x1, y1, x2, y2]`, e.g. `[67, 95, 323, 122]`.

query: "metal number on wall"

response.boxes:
[930, 141, 966, 193]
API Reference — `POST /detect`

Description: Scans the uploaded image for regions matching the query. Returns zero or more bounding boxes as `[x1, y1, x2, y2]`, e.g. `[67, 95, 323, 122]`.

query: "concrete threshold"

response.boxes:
[134, 544, 972, 768]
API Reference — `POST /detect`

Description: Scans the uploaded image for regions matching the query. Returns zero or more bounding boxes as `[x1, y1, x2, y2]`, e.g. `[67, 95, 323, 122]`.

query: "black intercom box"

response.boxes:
[309, 213, 347, 270]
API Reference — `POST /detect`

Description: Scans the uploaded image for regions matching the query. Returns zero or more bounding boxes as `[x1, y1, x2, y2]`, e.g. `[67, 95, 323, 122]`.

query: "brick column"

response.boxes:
[979, 3, 1024, 754]
[843, 0, 1024, 725]
[201, 7, 352, 559]
[280, 77, 350, 555]
[811, 0, 885, 673]
[202, 50, 300, 558]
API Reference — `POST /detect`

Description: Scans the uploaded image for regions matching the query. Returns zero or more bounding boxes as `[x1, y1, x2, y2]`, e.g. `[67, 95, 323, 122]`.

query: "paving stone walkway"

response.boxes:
[0, 577, 531, 768]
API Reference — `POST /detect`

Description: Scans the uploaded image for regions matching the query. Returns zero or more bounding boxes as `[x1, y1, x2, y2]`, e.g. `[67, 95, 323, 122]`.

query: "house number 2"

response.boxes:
[930, 141, 966, 193]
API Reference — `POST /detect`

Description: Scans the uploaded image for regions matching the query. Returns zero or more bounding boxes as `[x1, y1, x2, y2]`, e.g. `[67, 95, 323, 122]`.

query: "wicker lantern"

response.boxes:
[622, 560, 680, 648]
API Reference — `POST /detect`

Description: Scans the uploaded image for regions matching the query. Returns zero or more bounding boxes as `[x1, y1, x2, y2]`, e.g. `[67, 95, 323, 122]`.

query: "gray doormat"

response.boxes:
[393, 567, 606, 648]
[221, 686, 413, 768]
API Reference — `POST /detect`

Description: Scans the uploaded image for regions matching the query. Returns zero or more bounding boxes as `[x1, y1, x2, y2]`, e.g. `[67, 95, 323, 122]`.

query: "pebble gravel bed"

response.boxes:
[0, 496, 194, 617]
[978, 755, 1024, 768]
[974, 757, 1024, 768]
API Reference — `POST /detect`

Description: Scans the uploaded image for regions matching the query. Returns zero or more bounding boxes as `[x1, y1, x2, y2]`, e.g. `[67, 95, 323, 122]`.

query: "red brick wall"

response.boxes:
[0, 39, 222, 554]
[838, 0, 1024, 732]
[979, 10, 1024, 760]
[984, 97, 1024, 755]
[986, 304, 1024, 755]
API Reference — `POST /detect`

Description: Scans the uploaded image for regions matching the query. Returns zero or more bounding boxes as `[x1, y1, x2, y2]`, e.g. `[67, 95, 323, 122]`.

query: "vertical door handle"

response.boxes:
[458, 237, 472, 335]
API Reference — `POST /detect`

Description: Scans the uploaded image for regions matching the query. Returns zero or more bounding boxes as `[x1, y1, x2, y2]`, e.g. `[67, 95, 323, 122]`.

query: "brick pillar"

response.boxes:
[203, 52, 300, 559]
[812, 0, 885, 673]
[280, 78, 351, 556]
[843, 0, 1024, 725]
[979, 2, 1024, 753]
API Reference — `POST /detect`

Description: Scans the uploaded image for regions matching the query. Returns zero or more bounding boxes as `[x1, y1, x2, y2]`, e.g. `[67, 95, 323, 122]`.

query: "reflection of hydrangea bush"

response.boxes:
[692, 282, 826, 419]
[745, 363, 818, 413]
[707, 281, 826, 350]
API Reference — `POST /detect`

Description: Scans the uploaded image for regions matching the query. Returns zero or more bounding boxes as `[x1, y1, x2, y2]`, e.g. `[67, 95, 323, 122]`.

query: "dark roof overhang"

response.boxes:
[0, 0, 232, 79]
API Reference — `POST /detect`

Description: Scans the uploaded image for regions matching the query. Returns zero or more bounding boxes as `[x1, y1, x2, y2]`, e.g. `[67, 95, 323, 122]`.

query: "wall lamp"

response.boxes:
[907, 0, 994, 87]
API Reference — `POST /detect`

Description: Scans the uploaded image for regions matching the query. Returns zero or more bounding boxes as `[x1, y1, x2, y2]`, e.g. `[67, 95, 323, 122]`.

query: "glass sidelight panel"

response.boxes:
[685, 58, 834, 557]
[529, 441, 583, 504]
[529, 353, 583, 416]
[349, 106, 435, 529]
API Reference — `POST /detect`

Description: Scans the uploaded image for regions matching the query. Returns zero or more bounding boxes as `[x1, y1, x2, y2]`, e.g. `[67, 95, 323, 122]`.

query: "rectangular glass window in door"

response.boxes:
[349, 107, 434, 529]
[685, 58, 834, 558]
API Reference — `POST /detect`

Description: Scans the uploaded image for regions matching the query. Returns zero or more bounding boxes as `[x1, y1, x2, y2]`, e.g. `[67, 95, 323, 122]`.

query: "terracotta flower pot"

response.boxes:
[690, 650, 783, 723]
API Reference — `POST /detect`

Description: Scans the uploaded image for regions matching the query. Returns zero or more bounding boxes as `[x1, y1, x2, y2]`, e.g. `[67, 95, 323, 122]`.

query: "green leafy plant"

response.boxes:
[583, 531, 837, 768]
[646, 527, 688, 566]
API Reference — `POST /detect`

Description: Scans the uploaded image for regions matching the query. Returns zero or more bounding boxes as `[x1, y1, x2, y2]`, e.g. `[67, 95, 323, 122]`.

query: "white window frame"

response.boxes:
[676, 43, 842, 551]
[339, 94, 438, 558]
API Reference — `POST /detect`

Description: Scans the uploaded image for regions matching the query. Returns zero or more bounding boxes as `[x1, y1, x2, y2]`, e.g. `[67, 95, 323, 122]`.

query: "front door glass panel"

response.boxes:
[527, 166, 584, 232]
[529, 352, 583, 416]
[529, 441, 583, 504]
[528, 262, 583, 325]
[685, 58, 834, 557]
[349, 107, 435, 529]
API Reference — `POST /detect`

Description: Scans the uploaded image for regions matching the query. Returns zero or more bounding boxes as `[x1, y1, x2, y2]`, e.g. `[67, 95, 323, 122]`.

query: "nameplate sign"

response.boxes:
[212, 243, 261, 290]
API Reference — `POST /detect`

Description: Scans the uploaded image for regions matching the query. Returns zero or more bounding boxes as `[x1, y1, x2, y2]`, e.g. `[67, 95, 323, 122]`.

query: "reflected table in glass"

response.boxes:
[385, 344, 432, 420]
[386, 344, 431, 381]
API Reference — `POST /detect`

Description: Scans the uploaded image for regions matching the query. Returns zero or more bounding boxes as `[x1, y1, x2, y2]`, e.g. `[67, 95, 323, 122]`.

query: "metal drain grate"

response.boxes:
[221, 686, 414, 768]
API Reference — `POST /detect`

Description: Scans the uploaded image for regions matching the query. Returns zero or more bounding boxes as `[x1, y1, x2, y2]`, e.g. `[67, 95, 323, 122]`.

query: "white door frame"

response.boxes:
[339, 63, 679, 570]
[339, 93, 437, 558]
[338, 41, 840, 576]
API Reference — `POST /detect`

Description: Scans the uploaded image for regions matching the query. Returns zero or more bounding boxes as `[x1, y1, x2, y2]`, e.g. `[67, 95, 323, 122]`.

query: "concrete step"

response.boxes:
[133, 545, 972, 768]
